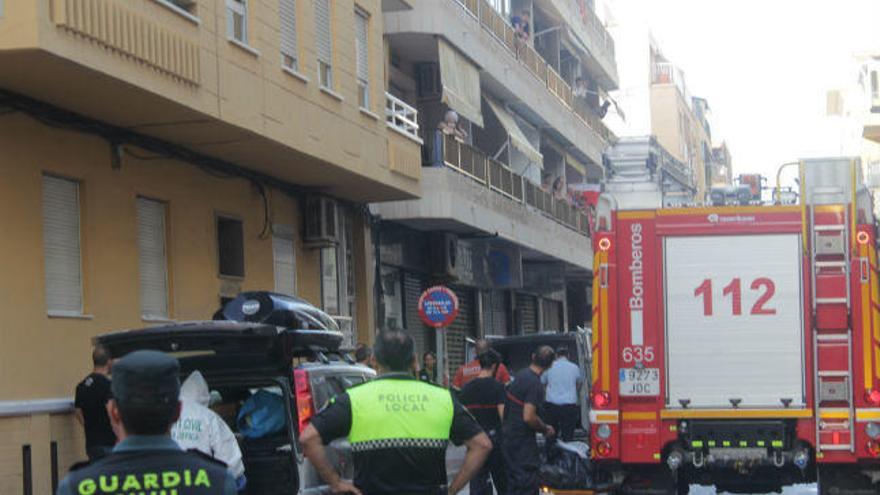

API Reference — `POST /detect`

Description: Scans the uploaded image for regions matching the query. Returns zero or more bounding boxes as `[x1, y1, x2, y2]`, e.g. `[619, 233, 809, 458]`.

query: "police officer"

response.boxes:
[502, 345, 557, 495]
[57, 350, 236, 495]
[300, 330, 493, 495]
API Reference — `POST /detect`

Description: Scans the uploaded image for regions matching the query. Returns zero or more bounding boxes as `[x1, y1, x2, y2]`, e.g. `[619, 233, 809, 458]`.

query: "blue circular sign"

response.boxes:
[418, 286, 460, 328]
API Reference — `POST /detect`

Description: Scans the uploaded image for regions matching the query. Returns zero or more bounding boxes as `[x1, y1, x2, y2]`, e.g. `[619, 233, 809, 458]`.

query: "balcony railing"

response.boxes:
[386, 92, 422, 143]
[450, 0, 614, 149]
[576, 0, 615, 62]
[438, 132, 589, 235]
[573, 103, 615, 144]
[652, 62, 689, 102]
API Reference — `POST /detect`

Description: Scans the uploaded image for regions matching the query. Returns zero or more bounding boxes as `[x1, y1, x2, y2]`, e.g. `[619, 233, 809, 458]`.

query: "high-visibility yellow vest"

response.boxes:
[347, 377, 454, 451]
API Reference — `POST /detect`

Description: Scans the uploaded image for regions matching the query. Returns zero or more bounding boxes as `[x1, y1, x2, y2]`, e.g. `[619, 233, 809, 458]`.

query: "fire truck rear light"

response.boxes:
[592, 391, 611, 409]
[596, 441, 612, 457]
[868, 441, 880, 457]
[597, 424, 612, 439]
[867, 389, 880, 406]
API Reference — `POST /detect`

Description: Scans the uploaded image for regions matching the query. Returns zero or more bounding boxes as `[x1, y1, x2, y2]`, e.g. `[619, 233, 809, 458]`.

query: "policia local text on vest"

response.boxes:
[300, 330, 491, 495]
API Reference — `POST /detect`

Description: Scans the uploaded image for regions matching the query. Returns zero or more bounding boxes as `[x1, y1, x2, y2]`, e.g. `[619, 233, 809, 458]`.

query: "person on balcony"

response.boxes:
[573, 77, 589, 99]
[437, 110, 468, 140]
[511, 11, 530, 42]
[552, 176, 567, 200]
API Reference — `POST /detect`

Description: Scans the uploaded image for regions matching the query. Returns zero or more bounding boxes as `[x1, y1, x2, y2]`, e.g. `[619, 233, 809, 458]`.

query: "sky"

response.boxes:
[605, 0, 879, 182]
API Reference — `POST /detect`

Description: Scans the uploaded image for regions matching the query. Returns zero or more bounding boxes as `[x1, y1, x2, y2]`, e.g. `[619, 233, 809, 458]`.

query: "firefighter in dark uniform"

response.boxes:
[57, 350, 236, 495]
[300, 330, 493, 495]
[502, 345, 557, 495]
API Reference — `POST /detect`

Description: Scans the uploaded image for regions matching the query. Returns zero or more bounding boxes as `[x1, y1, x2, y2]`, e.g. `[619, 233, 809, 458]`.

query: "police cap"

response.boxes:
[111, 350, 180, 407]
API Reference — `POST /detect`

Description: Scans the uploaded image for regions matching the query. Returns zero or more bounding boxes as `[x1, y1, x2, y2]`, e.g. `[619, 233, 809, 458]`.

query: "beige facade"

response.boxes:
[0, 0, 420, 492]
[650, 83, 711, 200]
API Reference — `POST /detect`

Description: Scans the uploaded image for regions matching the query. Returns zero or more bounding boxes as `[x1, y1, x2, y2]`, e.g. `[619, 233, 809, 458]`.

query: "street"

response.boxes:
[2, 0, 880, 493]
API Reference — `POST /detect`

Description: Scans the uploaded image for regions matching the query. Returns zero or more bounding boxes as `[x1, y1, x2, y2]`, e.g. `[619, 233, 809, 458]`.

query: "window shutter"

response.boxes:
[280, 0, 298, 63]
[42, 175, 82, 315]
[355, 11, 368, 82]
[273, 235, 296, 296]
[137, 198, 169, 319]
[315, 0, 332, 65]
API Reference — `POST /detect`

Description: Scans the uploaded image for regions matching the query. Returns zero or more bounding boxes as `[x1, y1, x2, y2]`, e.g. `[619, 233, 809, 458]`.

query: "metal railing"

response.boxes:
[438, 132, 588, 235]
[386, 92, 422, 143]
[573, 102, 615, 144]
[578, 1, 615, 61]
[651, 62, 689, 102]
[450, 0, 613, 144]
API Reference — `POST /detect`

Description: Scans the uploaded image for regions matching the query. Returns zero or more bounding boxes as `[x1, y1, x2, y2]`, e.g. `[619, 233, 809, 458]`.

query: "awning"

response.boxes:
[438, 38, 483, 127]
[565, 152, 586, 176]
[485, 98, 543, 166]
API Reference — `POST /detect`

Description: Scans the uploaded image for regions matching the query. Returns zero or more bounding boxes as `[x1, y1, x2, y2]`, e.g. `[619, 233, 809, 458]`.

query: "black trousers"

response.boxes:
[502, 432, 539, 495]
[470, 430, 507, 495]
[544, 403, 579, 442]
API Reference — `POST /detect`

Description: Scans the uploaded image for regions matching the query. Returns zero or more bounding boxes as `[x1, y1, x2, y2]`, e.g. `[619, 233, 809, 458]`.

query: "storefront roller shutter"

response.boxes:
[403, 272, 430, 356]
[446, 286, 476, 374]
[517, 292, 538, 334]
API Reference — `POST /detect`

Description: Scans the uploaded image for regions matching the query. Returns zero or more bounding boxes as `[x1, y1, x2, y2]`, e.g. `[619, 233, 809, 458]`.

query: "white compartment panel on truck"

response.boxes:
[664, 234, 805, 409]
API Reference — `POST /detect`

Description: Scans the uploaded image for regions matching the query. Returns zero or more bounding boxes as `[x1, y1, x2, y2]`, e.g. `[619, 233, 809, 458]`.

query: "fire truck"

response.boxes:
[588, 157, 880, 494]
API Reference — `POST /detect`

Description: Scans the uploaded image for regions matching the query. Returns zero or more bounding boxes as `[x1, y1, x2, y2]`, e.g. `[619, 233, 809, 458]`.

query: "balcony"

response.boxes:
[386, 93, 423, 181]
[438, 133, 590, 235]
[385, 0, 612, 166]
[0, 0, 420, 202]
[546, 0, 618, 88]
[652, 62, 690, 103]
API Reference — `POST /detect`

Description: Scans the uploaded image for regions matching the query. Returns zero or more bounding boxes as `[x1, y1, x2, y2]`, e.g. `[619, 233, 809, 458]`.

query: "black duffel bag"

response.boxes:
[539, 440, 593, 489]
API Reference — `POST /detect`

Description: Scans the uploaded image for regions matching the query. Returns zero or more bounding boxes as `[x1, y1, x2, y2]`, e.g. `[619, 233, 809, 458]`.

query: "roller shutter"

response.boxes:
[517, 292, 538, 334]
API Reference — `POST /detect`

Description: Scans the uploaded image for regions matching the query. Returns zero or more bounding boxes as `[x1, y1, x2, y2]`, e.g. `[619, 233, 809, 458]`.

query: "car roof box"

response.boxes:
[96, 292, 343, 358]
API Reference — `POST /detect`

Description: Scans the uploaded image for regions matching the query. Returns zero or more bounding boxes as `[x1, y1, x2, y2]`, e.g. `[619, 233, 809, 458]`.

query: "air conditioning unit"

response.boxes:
[304, 196, 339, 247]
[416, 63, 441, 99]
[430, 232, 458, 278]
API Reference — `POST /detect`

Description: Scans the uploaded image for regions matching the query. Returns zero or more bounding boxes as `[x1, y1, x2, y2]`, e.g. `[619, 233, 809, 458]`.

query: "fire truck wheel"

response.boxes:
[817, 465, 876, 495]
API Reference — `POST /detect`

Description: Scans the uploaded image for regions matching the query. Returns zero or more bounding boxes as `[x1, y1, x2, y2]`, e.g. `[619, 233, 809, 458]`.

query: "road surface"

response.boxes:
[446, 446, 818, 495]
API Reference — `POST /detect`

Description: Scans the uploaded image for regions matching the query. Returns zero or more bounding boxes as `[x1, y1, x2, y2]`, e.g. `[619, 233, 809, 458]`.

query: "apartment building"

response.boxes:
[373, 0, 618, 376]
[603, 8, 730, 202]
[0, 0, 420, 492]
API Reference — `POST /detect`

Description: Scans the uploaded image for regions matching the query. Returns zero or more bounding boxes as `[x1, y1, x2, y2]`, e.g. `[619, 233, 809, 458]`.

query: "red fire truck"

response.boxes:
[588, 158, 880, 494]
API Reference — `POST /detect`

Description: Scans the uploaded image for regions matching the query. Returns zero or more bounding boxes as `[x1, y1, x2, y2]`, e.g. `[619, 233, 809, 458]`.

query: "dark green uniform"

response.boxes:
[57, 350, 236, 495]
[57, 436, 235, 495]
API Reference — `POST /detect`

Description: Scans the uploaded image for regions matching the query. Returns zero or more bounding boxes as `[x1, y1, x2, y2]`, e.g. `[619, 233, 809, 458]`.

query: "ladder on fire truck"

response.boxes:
[805, 160, 858, 454]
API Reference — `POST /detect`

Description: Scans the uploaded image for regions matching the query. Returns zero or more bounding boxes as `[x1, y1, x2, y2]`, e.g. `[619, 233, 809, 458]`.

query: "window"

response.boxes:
[226, 0, 248, 44]
[320, 246, 339, 314]
[217, 216, 244, 277]
[320, 207, 356, 343]
[315, 0, 333, 88]
[380, 266, 403, 329]
[273, 233, 296, 296]
[355, 9, 369, 109]
[137, 198, 169, 320]
[159, 0, 197, 15]
[42, 175, 83, 316]
[280, 0, 298, 71]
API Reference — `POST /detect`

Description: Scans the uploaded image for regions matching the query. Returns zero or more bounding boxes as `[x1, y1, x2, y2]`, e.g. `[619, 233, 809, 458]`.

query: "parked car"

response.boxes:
[95, 291, 374, 495]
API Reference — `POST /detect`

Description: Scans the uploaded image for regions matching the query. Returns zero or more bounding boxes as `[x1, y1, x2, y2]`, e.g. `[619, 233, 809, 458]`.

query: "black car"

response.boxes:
[95, 291, 374, 495]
